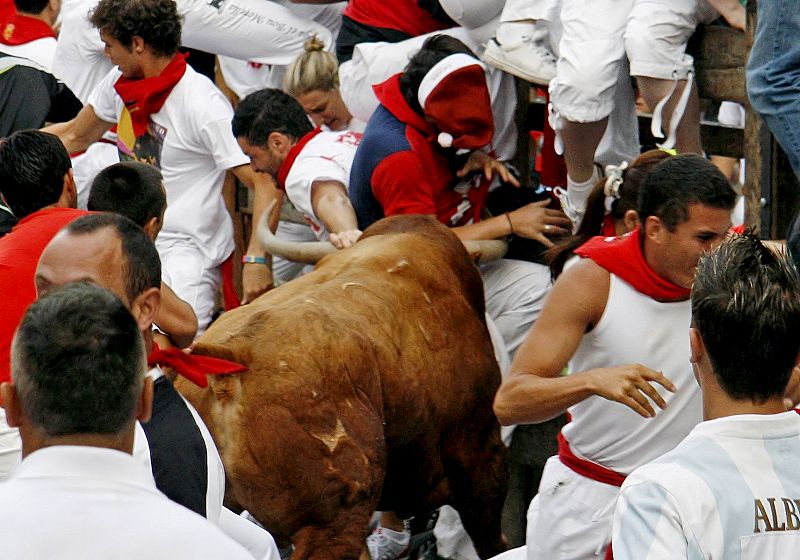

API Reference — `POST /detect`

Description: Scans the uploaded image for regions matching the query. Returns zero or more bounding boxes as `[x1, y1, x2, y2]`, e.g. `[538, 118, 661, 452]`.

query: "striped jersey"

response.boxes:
[613, 412, 800, 559]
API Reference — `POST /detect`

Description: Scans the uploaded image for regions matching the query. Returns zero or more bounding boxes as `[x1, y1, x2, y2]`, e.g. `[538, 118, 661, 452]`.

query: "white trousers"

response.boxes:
[157, 238, 222, 334]
[481, 258, 551, 360]
[526, 456, 619, 560]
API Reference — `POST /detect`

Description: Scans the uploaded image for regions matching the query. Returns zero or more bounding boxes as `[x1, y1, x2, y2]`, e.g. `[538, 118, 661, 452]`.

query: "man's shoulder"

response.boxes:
[553, 258, 611, 305]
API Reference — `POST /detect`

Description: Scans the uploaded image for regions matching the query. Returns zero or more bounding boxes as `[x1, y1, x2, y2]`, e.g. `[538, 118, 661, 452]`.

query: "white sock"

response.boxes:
[566, 167, 600, 215]
[497, 21, 537, 45]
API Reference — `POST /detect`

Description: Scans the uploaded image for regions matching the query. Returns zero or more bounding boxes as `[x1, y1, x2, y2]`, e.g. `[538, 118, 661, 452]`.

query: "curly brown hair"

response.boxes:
[90, 0, 181, 57]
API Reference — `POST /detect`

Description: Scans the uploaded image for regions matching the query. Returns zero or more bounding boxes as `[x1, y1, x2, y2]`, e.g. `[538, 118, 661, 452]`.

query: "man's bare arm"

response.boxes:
[494, 259, 675, 425]
[310, 180, 361, 248]
[231, 164, 283, 303]
[42, 105, 113, 154]
[155, 282, 198, 349]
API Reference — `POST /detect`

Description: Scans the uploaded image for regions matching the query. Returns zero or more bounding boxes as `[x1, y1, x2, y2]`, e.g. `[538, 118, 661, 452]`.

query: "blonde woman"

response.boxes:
[284, 37, 366, 133]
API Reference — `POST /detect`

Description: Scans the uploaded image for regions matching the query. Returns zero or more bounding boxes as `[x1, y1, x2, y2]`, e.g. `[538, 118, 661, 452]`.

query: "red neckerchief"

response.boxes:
[276, 127, 323, 191]
[600, 215, 616, 237]
[574, 227, 690, 301]
[114, 52, 188, 138]
[147, 342, 246, 388]
[0, 12, 55, 45]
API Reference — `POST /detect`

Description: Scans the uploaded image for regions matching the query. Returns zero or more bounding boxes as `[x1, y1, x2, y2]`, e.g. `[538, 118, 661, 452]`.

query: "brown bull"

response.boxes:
[177, 215, 507, 559]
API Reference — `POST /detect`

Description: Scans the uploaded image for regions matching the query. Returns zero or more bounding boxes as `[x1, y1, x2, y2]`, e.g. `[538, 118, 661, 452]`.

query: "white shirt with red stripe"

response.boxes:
[283, 129, 362, 241]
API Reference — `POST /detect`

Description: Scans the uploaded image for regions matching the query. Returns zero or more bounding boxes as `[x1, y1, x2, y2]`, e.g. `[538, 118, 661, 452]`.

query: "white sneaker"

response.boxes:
[553, 186, 584, 233]
[482, 32, 557, 85]
[367, 526, 410, 560]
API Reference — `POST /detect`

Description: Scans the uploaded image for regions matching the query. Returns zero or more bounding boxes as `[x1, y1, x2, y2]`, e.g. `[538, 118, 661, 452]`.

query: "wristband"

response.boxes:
[242, 255, 267, 265]
[505, 212, 514, 235]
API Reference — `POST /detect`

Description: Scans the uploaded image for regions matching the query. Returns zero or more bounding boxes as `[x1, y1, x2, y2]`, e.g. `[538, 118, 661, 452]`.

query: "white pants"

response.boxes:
[526, 456, 619, 559]
[157, 238, 222, 334]
[481, 258, 551, 360]
[217, 0, 346, 99]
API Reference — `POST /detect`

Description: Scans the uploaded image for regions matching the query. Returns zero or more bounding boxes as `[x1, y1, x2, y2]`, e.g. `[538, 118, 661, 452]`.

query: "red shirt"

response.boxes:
[343, 0, 451, 39]
[0, 208, 88, 383]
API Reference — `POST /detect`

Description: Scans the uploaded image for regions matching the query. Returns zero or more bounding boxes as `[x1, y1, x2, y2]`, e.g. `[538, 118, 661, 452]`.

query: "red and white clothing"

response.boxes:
[0, 11, 56, 70]
[277, 128, 362, 241]
[89, 64, 248, 330]
[0, 207, 88, 480]
[525, 231, 699, 559]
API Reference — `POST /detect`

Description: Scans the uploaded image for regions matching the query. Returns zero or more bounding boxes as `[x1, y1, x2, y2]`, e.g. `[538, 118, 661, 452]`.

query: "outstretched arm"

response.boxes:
[493, 259, 675, 425]
[42, 104, 113, 154]
[310, 180, 361, 249]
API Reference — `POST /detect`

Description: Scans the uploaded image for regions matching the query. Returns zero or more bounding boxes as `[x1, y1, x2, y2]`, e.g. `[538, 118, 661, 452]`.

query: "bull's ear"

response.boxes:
[193, 342, 247, 365]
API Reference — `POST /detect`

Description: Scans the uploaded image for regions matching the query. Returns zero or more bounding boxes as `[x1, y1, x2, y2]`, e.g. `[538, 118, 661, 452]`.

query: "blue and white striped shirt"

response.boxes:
[613, 412, 800, 559]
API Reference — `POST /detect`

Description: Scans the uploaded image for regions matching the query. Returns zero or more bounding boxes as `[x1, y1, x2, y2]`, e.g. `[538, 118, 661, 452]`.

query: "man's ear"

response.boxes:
[59, 169, 78, 208]
[142, 216, 160, 241]
[130, 287, 160, 333]
[644, 214, 666, 244]
[131, 36, 146, 54]
[136, 376, 153, 424]
[689, 327, 705, 365]
[1, 382, 22, 428]
[623, 210, 640, 233]
[268, 131, 291, 155]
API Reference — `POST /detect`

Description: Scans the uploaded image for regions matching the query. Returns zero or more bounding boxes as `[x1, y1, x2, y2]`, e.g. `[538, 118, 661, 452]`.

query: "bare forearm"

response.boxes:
[155, 282, 198, 348]
[247, 179, 281, 258]
[315, 194, 358, 234]
[452, 214, 511, 241]
[493, 371, 596, 425]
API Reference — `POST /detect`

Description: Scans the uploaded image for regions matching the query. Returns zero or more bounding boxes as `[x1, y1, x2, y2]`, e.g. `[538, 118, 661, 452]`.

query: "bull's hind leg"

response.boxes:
[292, 505, 374, 560]
[444, 430, 508, 559]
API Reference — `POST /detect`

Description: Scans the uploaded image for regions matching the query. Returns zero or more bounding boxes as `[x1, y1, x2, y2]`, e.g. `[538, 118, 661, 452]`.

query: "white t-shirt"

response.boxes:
[0, 36, 57, 72]
[283, 129, 361, 240]
[613, 412, 800, 559]
[52, 0, 111, 103]
[89, 65, 248, 265]
[0, 445, 253, 559]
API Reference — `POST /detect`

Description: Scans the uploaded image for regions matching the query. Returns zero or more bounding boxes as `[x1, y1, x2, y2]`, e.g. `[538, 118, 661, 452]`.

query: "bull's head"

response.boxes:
[257, 201, 508, 265]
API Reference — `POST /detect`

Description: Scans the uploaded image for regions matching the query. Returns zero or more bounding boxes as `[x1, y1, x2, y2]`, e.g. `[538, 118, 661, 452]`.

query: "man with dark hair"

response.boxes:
[0, 129, 74, 221]
[613, 234, 800, 558]
[0, 282, 253, 558]
[0, 132, 86, 475]
[87, 162, 197, 349]
[494, 154, 737, 559]
[46, 0, 283, 325]
[233, 88, 362, 251]
[88, 161, 167, 240]
[34, 213, 280, 559]
[0, 0, 81, 136]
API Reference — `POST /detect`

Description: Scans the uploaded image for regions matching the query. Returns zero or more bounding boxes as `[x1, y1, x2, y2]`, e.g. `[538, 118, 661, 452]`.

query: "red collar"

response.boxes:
[373, 73, 435, 137]
[114, 52, 188, 138]
[574, 227, 690, 301]
[276, 127, 323, 191]
[0, 12, 55, 45]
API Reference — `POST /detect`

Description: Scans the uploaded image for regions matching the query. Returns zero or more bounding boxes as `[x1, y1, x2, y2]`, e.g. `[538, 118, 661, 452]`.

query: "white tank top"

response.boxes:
[562, 274, 701, 474]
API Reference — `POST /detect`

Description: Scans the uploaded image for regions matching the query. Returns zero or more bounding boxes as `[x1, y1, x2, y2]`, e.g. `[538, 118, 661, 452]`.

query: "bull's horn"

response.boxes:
[463, 239, 508, 263]
[257, 200, 336, 264]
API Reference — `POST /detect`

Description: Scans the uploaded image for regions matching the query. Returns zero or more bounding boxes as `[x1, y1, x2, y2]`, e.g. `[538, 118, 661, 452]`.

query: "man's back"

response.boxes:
[0, 446, 252, 559]
[614, 411, 800, 559]
[0, 208, 87, 381]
